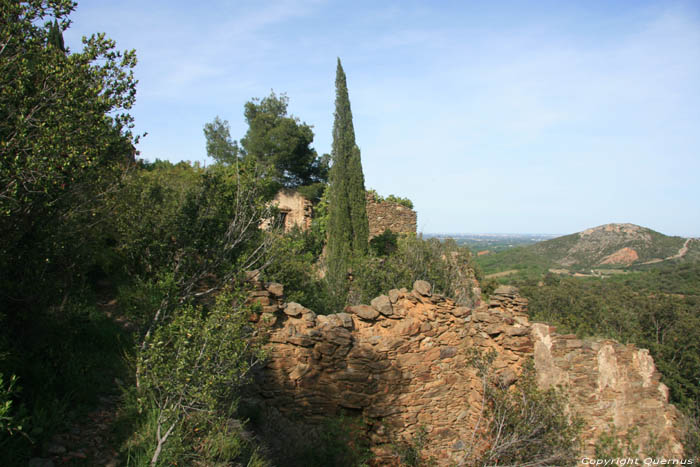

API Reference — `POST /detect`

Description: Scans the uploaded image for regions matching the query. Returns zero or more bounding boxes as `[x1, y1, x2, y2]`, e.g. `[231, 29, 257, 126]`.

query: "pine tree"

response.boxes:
[326, 58, 369, 306]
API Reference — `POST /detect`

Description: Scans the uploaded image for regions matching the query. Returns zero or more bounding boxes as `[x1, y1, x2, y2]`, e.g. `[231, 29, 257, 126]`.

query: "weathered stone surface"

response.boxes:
[366, 192, 417, 239]
[371, 295, 393, 316]
[246, 280, 684, 465]
[283, 302, 307, 317]
[413, 280, 431, 296]
[265, 282, 284, 297]
[450, 307, 470, 317]
[388, 289, 401, 304]
[347, 305, 380, 320]
[506, 325, 529, 336]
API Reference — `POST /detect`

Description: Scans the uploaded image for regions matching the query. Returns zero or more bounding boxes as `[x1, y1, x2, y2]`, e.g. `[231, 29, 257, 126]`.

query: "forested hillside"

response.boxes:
[477, 231, 700, 456]
[0, 4, 489, 464]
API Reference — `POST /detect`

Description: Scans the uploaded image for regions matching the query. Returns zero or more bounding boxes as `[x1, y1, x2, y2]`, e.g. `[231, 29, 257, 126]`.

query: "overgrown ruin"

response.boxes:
[244, 279, 685, 464]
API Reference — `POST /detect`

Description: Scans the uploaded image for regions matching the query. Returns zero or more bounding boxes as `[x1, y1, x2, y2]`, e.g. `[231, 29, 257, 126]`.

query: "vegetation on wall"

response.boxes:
[367, 189, 414, 209]
[463, 350, 582, 466]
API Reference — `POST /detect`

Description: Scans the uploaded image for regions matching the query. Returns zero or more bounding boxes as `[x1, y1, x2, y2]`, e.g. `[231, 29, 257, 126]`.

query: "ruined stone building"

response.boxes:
[261, 188, 313, 232]
[263, 188, 418, 237]
[365, 192, 417, 239]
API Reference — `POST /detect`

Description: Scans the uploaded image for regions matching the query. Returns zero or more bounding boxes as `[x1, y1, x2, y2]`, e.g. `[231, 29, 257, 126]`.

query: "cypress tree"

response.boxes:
[326, 58, 369, 304]
[48, 20, 65, 52]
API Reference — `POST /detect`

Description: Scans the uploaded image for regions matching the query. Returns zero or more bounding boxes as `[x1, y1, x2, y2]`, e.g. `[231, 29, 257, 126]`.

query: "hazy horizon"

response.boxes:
[65, 1, 700, 237]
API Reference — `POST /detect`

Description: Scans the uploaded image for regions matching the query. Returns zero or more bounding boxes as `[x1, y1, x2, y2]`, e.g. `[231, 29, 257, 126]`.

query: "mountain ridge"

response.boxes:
[477, 222, 700, 276]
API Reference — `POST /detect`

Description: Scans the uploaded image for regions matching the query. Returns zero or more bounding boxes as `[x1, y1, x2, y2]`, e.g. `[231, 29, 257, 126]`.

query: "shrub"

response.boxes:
[352, 235, 480, 306]
[134, 288, 266, 465]
[464, 350, 582, 466]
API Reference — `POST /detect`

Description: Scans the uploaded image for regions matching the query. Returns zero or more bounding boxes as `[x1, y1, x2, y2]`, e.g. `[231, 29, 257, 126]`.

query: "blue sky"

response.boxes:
[65, 1, 700, 236]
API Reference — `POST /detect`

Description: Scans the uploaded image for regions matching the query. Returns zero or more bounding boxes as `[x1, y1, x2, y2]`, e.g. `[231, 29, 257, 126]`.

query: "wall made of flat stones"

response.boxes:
[366, 193, 417, 239]
[244, 281, 685, 464]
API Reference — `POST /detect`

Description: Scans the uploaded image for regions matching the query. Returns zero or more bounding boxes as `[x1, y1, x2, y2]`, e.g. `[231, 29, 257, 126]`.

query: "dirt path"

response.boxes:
[485, 269, 519, 279]
[32, 292, 131, 467]
[640, 238, 692, 265]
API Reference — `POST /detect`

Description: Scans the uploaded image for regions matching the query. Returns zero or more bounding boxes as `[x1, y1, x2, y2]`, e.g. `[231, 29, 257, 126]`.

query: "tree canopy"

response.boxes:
[240, 91, 328, 188]
[203, 116, 239, 165]
[0, 0, 138, 308]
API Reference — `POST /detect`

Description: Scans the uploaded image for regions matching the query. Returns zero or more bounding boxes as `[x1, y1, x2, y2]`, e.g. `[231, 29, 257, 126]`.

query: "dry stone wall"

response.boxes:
[366, 192, 417, 239]
[244, 280, 685, 464]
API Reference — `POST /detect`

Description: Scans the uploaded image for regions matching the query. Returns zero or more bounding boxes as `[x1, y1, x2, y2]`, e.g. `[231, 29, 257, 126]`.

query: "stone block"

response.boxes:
[388, 288, 401, 303]
[347, 305, 380, 320]
[265, 282, 284, 297]
[413, 280, 432, 296]
[284, 302, 308, 317]
[371, 295, 393, 316]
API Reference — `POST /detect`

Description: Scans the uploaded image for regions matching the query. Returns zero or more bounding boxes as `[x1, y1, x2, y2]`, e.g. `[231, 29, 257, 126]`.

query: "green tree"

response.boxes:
[326, 58, 369, 306]
[47, 19, 65, 51]
[203, 116, 240, 165]
[240, 91, 327, 188]
[0, 0, 138, 311]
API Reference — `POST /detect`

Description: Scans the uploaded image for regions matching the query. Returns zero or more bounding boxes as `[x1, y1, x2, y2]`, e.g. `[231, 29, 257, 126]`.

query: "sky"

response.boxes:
[64, 0, 700, 237]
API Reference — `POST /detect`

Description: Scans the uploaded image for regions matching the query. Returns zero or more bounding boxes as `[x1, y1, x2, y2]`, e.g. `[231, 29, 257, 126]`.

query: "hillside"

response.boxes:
[477, 223, 698, 278]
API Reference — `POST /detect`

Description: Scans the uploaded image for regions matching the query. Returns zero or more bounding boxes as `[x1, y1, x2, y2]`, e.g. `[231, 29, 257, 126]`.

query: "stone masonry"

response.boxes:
[244, 280, 685, 464]
[366, 192, 417, 239]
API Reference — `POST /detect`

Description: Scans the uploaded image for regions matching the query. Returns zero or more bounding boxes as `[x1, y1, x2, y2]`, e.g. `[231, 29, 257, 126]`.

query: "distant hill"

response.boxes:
[476, 223, 699, 278]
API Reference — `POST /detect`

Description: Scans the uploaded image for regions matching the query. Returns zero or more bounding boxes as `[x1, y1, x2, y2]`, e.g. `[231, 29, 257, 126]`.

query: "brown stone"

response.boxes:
[413, 280, 432, 296]
[265, 282, 284, 297]
[347, 305, 380, 321]
[388, 289, 401, 303]
[440, 347, 457, 359]
[450, 307, 470, 317]
[506, 325, 529, 336]
[395, 318, 421, 336]
[371, 295, 393, 316]
[248, 284, 685, 464]
[284, 302, 308, 317]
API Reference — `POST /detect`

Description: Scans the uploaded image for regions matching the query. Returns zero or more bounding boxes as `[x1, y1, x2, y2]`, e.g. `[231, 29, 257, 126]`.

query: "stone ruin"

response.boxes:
[244, 279, 685, 465]
[365, 192, 417, 239]
[261, 190, 418, 240]
[261, 188, 313, 232]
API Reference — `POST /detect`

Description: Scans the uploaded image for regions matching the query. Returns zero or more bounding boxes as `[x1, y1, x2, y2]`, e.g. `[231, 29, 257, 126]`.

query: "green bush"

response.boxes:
[289, 416, 372, 467]
[131, 288, 267, 465]
[352, 235, 480, 306]
[464, 352, 582, 466]
[370, 229, 399, 256]
[261, 228, 329, 312]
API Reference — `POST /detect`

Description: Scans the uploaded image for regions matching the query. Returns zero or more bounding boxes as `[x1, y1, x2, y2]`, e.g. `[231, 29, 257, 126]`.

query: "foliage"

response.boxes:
[110, 159, 276, 329]
[352, 235, 480, 306]
[595, 424, 662, 459]
[0, 373, 24, 442]
[293, 416, 372, 467]
[367, 189, 414, 209]
[0, 2, 140, 461]
[370, 228, 399, 257]
[519, 277, 700, 411]
[681, 409, 700, 460]
[261, 227, 329, 312]
[241, 91, 328, 188]
[464, 352, 582, 467]
[0, 0, 138, 313]
[203, 116, 240, 165]
[393, 425, 435, 466]
[134, 289, 265, 465]
[326, 58, 369, 307]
